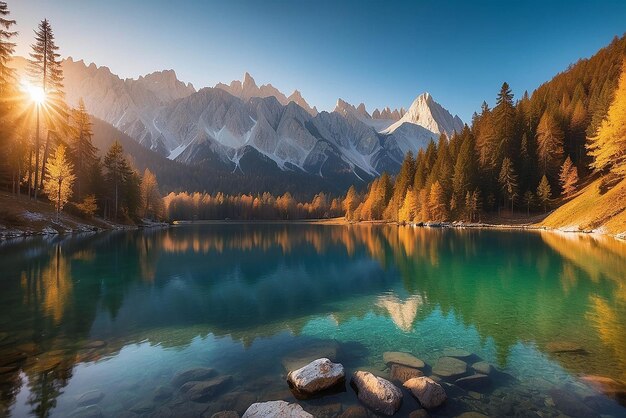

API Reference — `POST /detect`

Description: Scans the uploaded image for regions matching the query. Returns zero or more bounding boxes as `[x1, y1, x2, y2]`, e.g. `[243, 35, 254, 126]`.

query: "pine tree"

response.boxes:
[587, 60, 626, 176]
[104, 141, 131, 220]
[523, 190, 534, 215]
[68, 99, 97, 199]
[498, 157, 519, 211]
[493, 82, 517, 163]
[43, 145, 75, 218]
[398, 187, 418, 223]
[342, 185, 359, 221]
[428, 181, 447, 222]
[0, 1, 16, 96]
[536, 111, 564, 178]
[140, 168, 163, 220]
[536, 175, 552, 213]
[28, 19, 65, 200]
[452, 132, 476, 210]
[559, 156, 579, 197]
[384, 151, 415, 220]
[0, 1, 16, 192]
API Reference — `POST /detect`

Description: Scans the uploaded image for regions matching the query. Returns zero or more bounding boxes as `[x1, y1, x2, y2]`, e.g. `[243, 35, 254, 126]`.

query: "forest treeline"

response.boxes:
[343, 36, 626, 223]
[164, 192, 343, 221]
[1, 0, 625, 224]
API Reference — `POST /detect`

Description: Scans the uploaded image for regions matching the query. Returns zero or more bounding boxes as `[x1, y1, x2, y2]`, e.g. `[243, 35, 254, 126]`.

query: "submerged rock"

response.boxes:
[383, 352, 425, 369]
[76, 390, 105, 407]
[83, 340, 107, 349]
[69, 405, 103, 418]
[390, 364, 424, 383]
[580, 375, 626, 405]
[287, 358, 345, 395]
[454, 374, 490, 391]
[432, 357, 467, 379]
[546, 341, 588, 355]
[442, 348, 472, 359]
[338, 405, 369, 418]
[211, 412, 240, 418]
[181, 375, 233, 402]
[404, 376, 447, 410]
[242, 400, 313, 417]
[351, 371, 403, 416]
[171, 367, 218, 387]
[549, 388, 597, 417]
[470, 361, 494, 376]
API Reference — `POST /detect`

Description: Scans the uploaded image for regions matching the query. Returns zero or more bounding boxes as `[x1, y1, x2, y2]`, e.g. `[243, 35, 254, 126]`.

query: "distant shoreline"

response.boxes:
[172, 218, 625, 241]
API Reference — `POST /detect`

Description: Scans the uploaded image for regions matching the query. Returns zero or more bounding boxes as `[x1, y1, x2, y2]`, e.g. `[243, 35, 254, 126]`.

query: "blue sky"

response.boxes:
[10, 0, 626, 122]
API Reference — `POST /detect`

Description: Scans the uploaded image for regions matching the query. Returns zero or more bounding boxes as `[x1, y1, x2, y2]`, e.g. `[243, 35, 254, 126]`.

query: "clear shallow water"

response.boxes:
[0, 224, 625, 417]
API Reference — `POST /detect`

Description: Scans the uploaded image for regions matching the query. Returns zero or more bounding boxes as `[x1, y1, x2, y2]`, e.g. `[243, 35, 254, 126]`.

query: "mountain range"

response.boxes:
[10, 56, 463, 194]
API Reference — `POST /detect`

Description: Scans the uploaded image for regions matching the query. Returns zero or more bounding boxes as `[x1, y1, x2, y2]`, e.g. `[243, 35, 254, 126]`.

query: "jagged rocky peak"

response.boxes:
[215, 73, 317, 116]
[288, 89, 318, 116]
[386, 92, 464, 137]
[334, 98, 370, 119]
[372, 106, 405, 121]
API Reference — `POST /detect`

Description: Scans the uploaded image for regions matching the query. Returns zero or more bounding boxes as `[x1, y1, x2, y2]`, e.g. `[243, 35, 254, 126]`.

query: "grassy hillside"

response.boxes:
[541, 176, 626, 236]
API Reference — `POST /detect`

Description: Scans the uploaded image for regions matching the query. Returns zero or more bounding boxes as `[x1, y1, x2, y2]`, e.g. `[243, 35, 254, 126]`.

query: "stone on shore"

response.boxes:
[390, 364, 424, 383]
[383, 352, 425, 369]
[242, 400, 313, 418]
[351, 371, 403, 416]
[338, 405, 369, 418]
[432, 357, 467, 380]
[287, 358, 345, 395]
[404, 376, 447, 410]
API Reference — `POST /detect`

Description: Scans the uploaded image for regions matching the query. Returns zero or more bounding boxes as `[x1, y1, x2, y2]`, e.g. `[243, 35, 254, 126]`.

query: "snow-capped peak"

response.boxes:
[385, 92, 463, 137]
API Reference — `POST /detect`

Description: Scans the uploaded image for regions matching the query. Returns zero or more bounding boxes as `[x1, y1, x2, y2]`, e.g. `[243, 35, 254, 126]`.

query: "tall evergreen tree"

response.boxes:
[559, 156, 579, 197]
[104, 141, 131, 220]
[536, 175, 552, 213]
[498, 157, 519, 211]
[587, 61, 626, 176]
[28, 19, 64, 199]
[536, 111, 565, 179]
[68, 99, 97, 199]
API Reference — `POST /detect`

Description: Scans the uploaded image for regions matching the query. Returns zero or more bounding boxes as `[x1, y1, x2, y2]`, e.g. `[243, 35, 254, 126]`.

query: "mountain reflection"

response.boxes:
[1, 225, 625, 415]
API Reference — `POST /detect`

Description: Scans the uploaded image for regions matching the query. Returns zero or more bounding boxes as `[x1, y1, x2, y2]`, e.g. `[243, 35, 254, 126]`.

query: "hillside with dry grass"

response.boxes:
[541, 175, 626, 237]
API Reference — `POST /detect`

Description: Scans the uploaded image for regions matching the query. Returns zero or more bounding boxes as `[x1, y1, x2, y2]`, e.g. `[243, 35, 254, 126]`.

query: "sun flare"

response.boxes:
[21, 80, 46, 105]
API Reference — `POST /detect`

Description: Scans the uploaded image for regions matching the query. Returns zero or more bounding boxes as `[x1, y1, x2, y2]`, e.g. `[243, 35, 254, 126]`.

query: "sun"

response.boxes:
[20, 80, 46, 105]
[27, 84, 46, 105]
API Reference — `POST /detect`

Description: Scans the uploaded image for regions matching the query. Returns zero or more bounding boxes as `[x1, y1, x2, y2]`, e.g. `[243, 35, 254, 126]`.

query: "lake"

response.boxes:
[0, 224, 625, 417]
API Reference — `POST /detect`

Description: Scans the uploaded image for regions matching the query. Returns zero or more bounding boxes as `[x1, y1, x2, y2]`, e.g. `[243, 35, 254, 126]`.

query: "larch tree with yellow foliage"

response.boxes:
[44, 145, 75, 218]
[587, 60, 626, 177]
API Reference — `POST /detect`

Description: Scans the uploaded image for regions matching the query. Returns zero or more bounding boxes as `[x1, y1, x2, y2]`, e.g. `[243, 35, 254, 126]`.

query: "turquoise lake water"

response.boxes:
[0, 224, 625, 417]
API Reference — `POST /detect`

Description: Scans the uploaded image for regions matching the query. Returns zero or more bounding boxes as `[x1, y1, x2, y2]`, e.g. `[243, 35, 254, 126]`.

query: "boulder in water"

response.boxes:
[404, 376, 447, 410]
[351, 371, 403, 416]
[287, 358, 345, 395]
